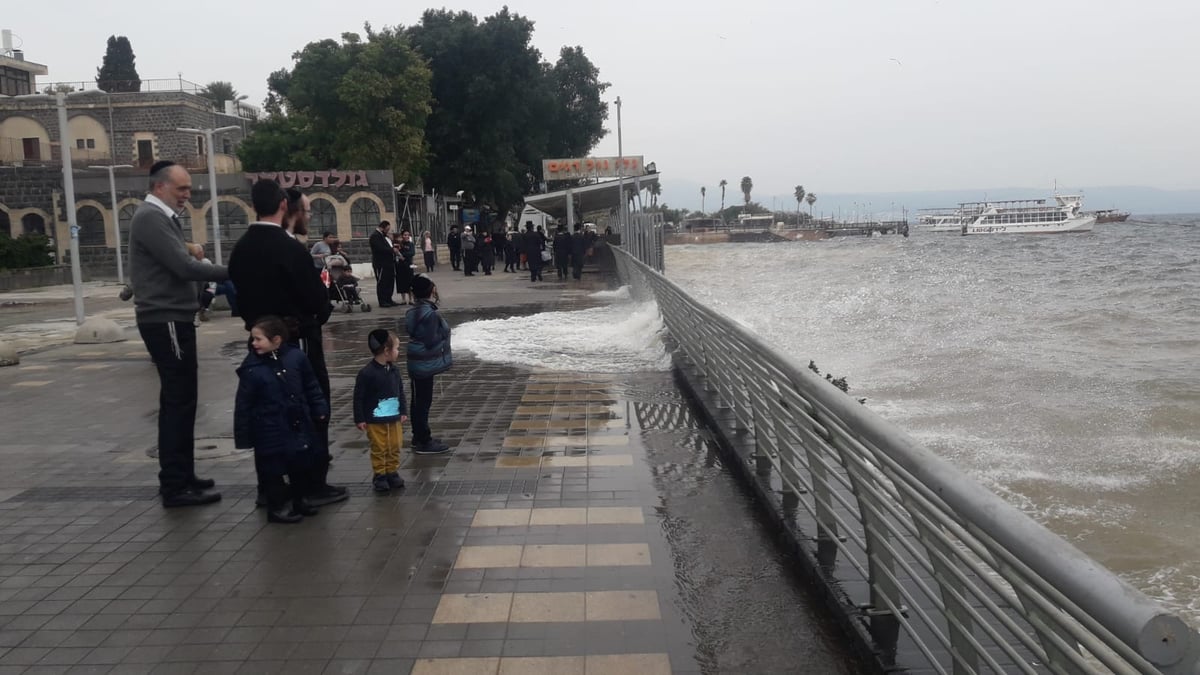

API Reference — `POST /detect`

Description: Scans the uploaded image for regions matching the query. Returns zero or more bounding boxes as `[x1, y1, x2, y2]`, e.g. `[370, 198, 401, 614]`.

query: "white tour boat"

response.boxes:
[959, 195, 1095, 235]
[915, 208, 964, 233]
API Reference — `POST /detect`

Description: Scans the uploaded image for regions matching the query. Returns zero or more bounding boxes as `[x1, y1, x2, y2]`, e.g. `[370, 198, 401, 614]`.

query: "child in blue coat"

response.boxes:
[353, 329, 409, 493]
[235, 316, 329, 523]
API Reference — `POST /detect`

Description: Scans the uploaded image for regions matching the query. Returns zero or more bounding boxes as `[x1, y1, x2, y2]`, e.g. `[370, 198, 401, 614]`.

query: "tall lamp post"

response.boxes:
[88, 163, 134, 284]
[615, 96, 624, 233]
[176, 125, 238, 264]
[56, 92, 85, 325]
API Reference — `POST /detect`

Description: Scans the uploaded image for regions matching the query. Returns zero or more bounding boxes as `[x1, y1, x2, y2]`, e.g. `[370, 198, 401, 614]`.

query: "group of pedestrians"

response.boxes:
[368, 221, 441, 307]
[127, 163, 451, 523]
[445, 221, 595, 283]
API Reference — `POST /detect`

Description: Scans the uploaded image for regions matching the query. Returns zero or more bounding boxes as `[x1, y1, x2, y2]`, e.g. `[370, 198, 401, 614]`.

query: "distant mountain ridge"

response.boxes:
[660, 182, 1200, 217]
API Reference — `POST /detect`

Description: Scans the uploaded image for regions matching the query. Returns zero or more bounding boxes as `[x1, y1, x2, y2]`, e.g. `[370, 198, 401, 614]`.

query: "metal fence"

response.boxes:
[611, 223, 1199, 674]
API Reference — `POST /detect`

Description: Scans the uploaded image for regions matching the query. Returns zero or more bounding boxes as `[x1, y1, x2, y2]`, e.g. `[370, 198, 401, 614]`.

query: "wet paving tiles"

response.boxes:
[0, 287, 857, 673]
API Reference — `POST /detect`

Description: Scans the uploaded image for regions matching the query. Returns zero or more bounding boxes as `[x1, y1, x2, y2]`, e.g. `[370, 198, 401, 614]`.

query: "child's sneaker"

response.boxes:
[386, 472, 405, 489]
[372, 475, 390, 493]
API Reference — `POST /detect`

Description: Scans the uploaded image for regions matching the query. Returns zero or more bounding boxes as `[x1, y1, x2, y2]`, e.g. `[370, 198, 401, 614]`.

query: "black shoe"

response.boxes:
[380, 301, 398, 307]
[119, 285, 134, 301]
[189, 477, 215, 491]
[162, 489, 222, 508]
[255, 492, 267, 508]
[385, 472, 405, 489]
[373, 475, 391, 493]
[293, 501, 319, 517]
[412, 440, 451, 455]
[267, 508, 303, 524]
[307, 485, 349, 507]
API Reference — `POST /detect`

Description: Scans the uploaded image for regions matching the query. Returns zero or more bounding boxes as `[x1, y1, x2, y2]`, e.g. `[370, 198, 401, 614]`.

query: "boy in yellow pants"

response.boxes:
[353, 329, 409, 492]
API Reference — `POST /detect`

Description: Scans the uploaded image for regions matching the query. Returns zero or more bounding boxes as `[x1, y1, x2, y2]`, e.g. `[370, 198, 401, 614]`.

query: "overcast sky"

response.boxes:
[7, 0, 1199, 201]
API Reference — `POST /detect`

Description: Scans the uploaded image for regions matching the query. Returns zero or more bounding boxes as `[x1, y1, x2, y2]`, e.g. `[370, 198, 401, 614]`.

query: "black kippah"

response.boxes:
[368, 329, 390, 354]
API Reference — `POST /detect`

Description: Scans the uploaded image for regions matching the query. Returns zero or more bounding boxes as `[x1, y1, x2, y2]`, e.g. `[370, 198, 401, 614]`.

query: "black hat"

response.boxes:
[367, 329, 391, 354]
[411, 274, 435, 299]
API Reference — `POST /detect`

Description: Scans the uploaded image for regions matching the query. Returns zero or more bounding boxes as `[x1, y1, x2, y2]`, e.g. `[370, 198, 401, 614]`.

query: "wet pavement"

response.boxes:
[0, 267, 858, 673]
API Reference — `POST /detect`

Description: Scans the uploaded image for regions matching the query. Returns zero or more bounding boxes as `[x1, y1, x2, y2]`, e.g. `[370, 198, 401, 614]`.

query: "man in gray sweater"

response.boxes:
[129, 161, 229, 508]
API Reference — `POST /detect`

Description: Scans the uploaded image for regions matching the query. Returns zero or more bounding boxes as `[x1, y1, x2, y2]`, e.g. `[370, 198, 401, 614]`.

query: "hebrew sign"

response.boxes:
[542, 156, 645, 180]
[243, 170, 371, 189]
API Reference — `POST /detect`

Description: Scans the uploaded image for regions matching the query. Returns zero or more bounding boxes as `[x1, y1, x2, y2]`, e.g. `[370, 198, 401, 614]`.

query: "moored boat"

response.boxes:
[1093, 209, 1131, 223]
[960, 194, 1095, 235]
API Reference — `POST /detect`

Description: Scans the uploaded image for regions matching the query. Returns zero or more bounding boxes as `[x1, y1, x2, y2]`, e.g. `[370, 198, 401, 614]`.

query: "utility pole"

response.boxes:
[177, 125, 238, 264]
[57, 93, 85, 325]
[615, 96, 624, 232]
[89, 163, 134, 284]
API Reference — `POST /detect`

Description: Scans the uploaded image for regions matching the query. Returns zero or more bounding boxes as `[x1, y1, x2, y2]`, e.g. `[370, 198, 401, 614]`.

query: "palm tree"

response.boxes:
[806, 192, 817, 216]
[718, 179, 728, 217]
[700, 186, 707, 214]
[793, 185, 806, 222]
[200, 81, 246, 109]
[740, 176, 753, 211]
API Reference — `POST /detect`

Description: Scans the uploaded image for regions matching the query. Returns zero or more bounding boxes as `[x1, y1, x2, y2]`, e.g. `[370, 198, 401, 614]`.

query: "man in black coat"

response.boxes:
[570, 224, 590, 280]
[370, 221, 396, 307]
[552, 225, 571, 280]
[228, 179, 346, 507]
[446, 225, 462, 271]
[521, 222, 544, 282]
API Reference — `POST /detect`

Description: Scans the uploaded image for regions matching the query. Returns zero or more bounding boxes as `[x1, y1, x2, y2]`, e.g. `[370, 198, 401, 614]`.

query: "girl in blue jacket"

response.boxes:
[235, 316, 329, 523]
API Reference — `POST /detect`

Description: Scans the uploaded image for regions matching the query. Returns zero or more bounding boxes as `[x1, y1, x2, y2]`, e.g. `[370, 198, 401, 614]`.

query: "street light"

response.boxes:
[88, 163, 134, 284]
[176, 125, 238, 264]
[56, 92, 85, 325]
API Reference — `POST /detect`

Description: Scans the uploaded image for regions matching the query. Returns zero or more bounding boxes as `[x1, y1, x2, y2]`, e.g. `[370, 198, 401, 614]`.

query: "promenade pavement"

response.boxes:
[0, 262, 855, 674]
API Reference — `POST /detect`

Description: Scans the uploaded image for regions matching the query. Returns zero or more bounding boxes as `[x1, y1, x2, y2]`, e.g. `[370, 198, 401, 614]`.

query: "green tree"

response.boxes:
[199, 81, 246, 109]
[718, 179, 727, 215]
[740, 176, 753, 211]
[793, 184, 806, 220]
[806, 192, 817, 216]
[239, 26, 432, 184]
[406, 8, 608, 218]
[96, 36, 141, 93]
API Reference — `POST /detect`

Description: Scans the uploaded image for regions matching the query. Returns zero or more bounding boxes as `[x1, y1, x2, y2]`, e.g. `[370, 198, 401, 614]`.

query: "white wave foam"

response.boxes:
[589, 285, 632, 301]
[454, 300, 671, 373]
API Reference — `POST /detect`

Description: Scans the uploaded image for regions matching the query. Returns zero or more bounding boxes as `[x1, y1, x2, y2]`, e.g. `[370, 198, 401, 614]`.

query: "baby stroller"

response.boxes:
[325, 253, 371, 313]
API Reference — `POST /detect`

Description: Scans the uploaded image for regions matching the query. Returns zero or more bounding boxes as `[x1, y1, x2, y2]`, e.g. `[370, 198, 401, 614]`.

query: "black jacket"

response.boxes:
[353, 359, 408, 425]
[571, 232, 590, 261]
[405, 300, 452, 379]
[228, 224, 331, 332]
[553, 231, 572, 256]
[447, 231, 462, 252]
[234, 344, 328, 455]
[369, 229, 393, 266]
[521, 230, 545, 256]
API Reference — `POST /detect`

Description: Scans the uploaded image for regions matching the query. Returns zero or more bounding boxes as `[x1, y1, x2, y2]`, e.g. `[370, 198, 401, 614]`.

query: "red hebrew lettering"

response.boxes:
[296, 172, 315, 189]
[547, 161, 559, 172]
[331, 170, 348, 188]
[354, 171, 369, 187]
[244, 173, 258, 184]
[315, 171, 330, 188]
[279, 172, 297, 189]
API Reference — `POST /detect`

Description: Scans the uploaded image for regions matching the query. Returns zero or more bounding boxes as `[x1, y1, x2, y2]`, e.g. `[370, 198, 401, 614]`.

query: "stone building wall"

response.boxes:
[0, 91, 246, 168]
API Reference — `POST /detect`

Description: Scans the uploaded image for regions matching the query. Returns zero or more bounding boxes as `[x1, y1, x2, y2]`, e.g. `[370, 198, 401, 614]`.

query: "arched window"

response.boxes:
[118, 203, 140, 247]
[21, 213, 46, 236]
[0, 209, 10, 238]
[310, 198, 337, 235]
[207, 201, 249, 242]
[76, 206, 107, 247]
[350, 198, 380, 240]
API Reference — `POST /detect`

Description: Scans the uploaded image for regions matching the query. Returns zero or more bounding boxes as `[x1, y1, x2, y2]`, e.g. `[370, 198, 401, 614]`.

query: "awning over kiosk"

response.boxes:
[523, 174, 660, 219]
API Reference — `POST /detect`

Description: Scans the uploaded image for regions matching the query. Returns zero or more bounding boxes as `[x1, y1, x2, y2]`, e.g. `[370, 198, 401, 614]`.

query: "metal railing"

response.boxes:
[611, 223, 1200, 674]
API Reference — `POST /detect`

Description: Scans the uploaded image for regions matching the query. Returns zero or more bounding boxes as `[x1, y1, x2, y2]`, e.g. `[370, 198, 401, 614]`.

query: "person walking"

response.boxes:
[552, 225, 571, 280]
[461, 226, 477, 276]
[370, 221, 396, 307]
[228, 179, 345, 507]
[405, 275, 452, 456]
[128, 160, 229, 508]
[571, 224, 590, 280]
[479, 230, 495, 275]
[421, 230, 436, 272]
[503, 228, 518, 273]
[354, 330, 409, 493]
[522, 222, 545, 282]
[234, 316, 327, 524]
[446, 225, 462, 271]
